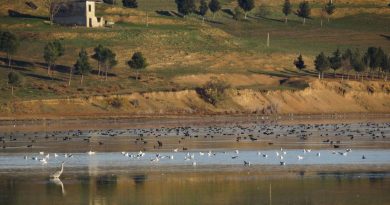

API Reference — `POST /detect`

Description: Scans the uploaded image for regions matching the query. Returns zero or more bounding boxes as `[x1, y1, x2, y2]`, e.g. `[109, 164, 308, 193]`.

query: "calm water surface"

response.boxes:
[0, 171, 389, 205]
[0, 149, 390, 205]
[1, 117, 390, 205]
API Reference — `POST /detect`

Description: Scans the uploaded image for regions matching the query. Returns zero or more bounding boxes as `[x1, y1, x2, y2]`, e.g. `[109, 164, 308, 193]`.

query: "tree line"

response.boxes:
[0, 31, 148, 96]
[173, 0, 337, 24]
[294, 47, 390, 81]
[42, 42, 148, 85]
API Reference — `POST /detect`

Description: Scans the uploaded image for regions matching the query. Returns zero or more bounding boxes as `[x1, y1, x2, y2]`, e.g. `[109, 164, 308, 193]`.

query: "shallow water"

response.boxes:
[0, 149, 389, 171]
[0, 171, 389, 205]
[1, 117, 390, 204]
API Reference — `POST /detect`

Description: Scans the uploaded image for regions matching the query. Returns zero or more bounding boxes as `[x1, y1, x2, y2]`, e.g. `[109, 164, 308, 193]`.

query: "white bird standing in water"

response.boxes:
[87, 151, 96, 155]
[50, 162, 65, 179]
[40, 158, 47, 164]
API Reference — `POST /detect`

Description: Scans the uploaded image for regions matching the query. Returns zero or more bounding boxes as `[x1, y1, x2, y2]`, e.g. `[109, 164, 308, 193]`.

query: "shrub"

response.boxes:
[130, 99, 139, 107]
[196, 77, 230, 105]
[123, 0, 138, 8]
[8, 71, 22, 86]
[103, 0, 115, 5]
[109, 97, 123, 108]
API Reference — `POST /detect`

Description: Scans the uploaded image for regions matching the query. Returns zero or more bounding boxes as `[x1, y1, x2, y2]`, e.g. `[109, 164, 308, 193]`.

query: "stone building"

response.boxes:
[54, 0, 105, 27]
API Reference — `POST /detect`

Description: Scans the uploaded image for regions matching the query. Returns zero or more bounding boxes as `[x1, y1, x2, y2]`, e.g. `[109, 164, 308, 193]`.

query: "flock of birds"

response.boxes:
[24, 146, 364, 179]
[1, 122, 388, 151]
[1, 121, 388, 179]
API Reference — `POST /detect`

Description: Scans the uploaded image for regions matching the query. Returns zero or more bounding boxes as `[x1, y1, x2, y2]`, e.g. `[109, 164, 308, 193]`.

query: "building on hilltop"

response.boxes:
[54, 0, 106, 27]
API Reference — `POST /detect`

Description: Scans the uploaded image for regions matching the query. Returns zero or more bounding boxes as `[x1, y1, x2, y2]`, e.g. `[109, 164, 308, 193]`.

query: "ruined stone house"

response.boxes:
[54, 0, 105, 27]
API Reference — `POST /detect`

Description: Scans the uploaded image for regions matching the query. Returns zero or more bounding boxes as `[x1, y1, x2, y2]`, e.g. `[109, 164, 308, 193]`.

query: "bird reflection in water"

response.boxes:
[49, 178, 66, 196]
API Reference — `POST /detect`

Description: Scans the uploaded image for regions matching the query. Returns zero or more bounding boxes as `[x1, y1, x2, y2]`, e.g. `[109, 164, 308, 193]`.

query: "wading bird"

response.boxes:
[50, 162, 65, 179]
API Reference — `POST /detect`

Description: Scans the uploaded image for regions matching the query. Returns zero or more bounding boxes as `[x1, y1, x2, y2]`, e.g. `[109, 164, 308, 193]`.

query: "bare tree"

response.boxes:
[44, 0, 65, 25]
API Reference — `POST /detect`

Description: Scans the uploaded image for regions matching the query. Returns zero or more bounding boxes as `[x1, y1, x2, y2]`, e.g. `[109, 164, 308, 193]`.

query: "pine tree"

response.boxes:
[294, 54, 306, 72]
[329, 49, 342, 76]
[314, 52, 330, 79]
[351, 49, 366, 81]
[282, 0, 292, 23]
[208, 0, 221, 20]
[364, 47, 385, 79]
[324, 0, 335, 22]
[175, 0, 196, 16]
[199, 0, 209, 22]
[297, 1, 311, 25]
[382, 54, 390, 81]
[238, 0, 255, 19]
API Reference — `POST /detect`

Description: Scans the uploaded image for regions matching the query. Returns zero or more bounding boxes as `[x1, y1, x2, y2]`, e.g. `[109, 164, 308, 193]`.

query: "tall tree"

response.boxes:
[44, 0, 65, 25]
[351, 49, 366, 81]
[282, 0, 292, 23]
[199, 0, 209, 23]
[0, 31, 19, 69]
[208, 0, 221, 20]
[92, 44, 105, 77]
[8, 71, 22, 96]
[74, 48, 92, 85]
[329, 49, 342, 77]
[101, 48, 117, 81]
[324, 0, 336, 22]
[175, 0, 196, 16]
[127, 52, 148, 81]
[341, 48, 353, 80]
[43, 40, 64, 76]
[297, 1, 311, 25]
[293, 54, 306, 72]
[238, 0, 255, 19]
[364, 47, 385, 79]
[314, 52, 330, 79]
[382, 54, 390, 81]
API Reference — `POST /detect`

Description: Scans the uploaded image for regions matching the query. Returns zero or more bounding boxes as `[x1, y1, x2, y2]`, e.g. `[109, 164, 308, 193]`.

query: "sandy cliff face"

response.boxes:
[231, 80, 390, 114]
[1, 80, 389, 119]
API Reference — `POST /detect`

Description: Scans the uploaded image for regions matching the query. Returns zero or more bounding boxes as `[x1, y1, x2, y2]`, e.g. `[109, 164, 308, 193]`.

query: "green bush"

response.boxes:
[8, 71, 22, 86]
[196, 77, 230, 105]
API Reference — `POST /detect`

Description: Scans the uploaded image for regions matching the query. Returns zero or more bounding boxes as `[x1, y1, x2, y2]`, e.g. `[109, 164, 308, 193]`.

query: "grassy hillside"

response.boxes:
[0, 0, 389, 106]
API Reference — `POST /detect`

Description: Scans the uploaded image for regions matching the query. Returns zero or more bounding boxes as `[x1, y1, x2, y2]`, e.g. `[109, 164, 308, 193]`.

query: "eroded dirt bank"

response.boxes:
[1, 80, 389, 119]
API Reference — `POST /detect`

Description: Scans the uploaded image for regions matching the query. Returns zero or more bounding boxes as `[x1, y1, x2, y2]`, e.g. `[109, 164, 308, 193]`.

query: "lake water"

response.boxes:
[1, 117, 390, 204]
[0, 169, 389, 205]
[0, 149, 389, 170]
